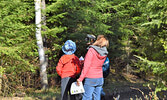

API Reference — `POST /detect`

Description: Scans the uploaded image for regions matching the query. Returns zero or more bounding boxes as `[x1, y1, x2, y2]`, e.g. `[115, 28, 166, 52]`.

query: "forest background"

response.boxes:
[0, 0, 166, 99]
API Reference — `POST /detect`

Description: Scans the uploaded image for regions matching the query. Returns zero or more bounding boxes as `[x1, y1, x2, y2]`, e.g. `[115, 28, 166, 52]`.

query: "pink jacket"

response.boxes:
[78, 47, 107, 81]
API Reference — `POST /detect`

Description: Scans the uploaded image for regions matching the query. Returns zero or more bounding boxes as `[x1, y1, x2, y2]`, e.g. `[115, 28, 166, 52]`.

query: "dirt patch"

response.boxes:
[101, 71, 167, 100]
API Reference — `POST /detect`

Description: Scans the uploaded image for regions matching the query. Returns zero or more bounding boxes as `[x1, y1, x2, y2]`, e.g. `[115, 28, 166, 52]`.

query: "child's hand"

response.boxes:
[80, 60, 84, 65]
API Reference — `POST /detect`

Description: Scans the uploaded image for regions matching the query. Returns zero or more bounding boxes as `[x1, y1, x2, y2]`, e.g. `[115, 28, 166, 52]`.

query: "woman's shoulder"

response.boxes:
[88, 47, 95, 51]
[88, 47, 97, 54]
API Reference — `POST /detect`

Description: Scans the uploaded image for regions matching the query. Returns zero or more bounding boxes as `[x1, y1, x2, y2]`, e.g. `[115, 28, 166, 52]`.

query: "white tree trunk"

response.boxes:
[35, 0, 48, 90]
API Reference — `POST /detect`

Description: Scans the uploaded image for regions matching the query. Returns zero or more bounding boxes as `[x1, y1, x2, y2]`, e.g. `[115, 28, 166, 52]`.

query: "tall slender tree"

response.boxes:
[35, 0, 48, 90]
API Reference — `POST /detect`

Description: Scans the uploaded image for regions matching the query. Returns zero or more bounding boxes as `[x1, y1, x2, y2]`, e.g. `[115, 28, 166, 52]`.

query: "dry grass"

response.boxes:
[0, 97, 33, 100]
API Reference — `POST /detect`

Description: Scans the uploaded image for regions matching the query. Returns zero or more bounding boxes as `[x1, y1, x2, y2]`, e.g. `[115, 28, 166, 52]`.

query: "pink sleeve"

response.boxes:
[78, 48, 93, 81]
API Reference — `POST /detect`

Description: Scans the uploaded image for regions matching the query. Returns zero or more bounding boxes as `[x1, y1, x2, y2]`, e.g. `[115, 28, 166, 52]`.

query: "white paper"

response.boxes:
[70, 82, 85, 95]
[79, 56, 84, 61]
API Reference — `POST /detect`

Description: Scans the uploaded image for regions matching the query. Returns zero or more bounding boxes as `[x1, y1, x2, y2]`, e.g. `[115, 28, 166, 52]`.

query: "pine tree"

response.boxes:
[133, 0, 167, 92]
[0, 0, 37, 95]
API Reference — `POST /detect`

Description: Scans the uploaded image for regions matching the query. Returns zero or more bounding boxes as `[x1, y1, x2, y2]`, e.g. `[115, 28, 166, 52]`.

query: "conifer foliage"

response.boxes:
[0, 0, 38, 95]
[0, 0, 166, 96]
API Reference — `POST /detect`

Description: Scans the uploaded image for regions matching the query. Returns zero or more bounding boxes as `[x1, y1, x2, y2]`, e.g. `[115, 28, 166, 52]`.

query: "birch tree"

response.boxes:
[35, 0, 48, 90]
[41, 0, 48, 73]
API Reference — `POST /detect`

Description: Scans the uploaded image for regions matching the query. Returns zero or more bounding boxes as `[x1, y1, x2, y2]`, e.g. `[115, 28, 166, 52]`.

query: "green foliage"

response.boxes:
[136, 0, 167, 61]
[0, 0, 38, 95]
[0, 66, 5, 76]
[45, 1, 167, 94]
[0, 0, 166, 95]
[45, 0, 114, 63]
[134, 55, 167, 92]
[107, 0, 167, 93]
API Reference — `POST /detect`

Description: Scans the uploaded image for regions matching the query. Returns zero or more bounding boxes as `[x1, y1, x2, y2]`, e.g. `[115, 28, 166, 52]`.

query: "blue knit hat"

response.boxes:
[62, 40, 76, 55]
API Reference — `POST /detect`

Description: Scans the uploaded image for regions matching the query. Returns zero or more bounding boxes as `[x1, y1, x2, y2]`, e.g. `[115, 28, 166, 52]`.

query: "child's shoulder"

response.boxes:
[61, 54, 77, 59]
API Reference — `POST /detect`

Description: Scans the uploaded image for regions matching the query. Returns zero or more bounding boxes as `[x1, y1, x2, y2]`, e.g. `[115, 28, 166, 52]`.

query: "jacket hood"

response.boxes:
[60, 54, 75, 64]
[88, 45, 108, 59]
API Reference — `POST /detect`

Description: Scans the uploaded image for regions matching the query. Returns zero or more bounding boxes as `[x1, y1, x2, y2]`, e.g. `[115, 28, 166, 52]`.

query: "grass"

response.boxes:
[27, 87, 61, 100]
[1, 68, 166, 100]
[0, 87, 61, 100]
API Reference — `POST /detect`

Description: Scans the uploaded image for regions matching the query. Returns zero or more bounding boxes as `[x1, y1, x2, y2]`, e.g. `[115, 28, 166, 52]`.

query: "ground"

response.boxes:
[0, 70, 166, 100]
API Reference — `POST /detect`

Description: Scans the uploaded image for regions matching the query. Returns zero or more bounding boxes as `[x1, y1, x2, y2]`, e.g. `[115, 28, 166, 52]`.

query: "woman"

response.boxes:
[56, 40, 81, 100]
[77, 35, 109, 100]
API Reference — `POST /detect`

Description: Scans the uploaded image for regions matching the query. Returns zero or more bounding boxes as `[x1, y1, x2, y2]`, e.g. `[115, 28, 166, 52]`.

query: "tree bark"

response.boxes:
[125, 38, 131, 74]
[0, 60, 2, 94]
[35, 0, 48, 90]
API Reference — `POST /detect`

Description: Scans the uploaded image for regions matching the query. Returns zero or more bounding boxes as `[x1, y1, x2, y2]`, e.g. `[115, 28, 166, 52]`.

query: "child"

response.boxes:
[101, 57, 110, 98]
[56, 40, 81, 100]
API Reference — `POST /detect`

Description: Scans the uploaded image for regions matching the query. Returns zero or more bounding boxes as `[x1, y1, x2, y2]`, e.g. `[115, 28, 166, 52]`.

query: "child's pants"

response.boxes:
[61, 77, 75, 100]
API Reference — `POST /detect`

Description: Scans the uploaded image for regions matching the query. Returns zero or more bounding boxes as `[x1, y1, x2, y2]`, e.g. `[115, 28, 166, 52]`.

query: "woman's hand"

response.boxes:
[76, 79, 81, 86]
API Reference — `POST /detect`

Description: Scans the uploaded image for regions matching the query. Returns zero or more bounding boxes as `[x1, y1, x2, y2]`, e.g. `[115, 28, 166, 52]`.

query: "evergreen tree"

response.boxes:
[0, 0, 38, 95]
[0, 0, 166, 95]
[133, 0, 167, 92]
[44, 0, 114, 85]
